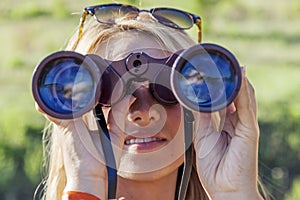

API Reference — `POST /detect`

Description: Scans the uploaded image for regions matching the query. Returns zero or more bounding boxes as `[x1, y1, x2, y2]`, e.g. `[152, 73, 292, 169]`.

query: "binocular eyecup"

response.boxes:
[32, 43, 241, 119]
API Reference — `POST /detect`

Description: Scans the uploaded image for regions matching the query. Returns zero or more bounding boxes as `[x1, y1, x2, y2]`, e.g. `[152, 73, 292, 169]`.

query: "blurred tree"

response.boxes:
[258, 103, 300, 199]
[52, 0, 70, 18]
[0, 126, 43, 200]
[285, 176, 300, 200]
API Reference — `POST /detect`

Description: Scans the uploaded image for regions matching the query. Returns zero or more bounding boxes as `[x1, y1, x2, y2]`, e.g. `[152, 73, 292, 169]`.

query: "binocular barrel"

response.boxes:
[32, 43, 241, 119]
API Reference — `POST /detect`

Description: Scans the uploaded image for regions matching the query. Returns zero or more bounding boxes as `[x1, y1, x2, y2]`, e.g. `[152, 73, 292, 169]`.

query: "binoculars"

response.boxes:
[32, 43, 241, 119]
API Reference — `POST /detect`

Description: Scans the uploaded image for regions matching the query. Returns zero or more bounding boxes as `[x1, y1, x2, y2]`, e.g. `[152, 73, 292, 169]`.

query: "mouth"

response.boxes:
[125, 137, 165, 145]
[124, 136, 167, 152]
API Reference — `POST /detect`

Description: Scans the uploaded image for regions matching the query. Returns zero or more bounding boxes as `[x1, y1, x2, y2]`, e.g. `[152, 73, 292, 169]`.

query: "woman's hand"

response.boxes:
[193, 68, 264, 200]
[35, 97, 127, 199]
[57, 118, 108, 199]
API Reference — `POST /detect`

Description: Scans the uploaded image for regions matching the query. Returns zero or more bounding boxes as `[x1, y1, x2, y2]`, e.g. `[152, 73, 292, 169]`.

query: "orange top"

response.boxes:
[64, 191, 101, 200]
[63, 191, 126, 200]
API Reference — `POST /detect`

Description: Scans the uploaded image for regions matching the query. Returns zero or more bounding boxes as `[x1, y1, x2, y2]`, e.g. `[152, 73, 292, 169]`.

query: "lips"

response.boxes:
[124, 136, 167, 152]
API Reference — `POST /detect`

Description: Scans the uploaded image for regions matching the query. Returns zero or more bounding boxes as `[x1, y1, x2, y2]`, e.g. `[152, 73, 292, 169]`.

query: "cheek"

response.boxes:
[102, 96, 133, 133]
[101, 107, 119, 131]
[165, 104, 183, 137]
[101, 107, 111, 122]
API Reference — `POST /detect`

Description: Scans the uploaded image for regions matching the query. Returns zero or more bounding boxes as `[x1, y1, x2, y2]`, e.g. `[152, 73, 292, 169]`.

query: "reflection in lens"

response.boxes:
[179, 52, 235, 109]
[38, 59, 95, 115]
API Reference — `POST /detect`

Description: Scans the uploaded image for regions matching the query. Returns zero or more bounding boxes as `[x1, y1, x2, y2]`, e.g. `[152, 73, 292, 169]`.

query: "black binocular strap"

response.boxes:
[94, 104, 117, 199]
[177, 108, 194, 200]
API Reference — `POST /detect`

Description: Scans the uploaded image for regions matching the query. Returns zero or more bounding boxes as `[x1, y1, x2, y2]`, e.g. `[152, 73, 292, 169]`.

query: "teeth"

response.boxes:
[125, 137, 162, 145]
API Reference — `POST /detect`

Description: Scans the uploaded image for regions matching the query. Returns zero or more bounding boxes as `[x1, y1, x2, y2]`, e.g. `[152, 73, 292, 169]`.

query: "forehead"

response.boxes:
[94, 31, 172, 60]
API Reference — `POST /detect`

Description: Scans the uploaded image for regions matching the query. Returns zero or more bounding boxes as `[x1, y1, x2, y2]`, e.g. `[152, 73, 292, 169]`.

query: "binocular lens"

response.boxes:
[32, 52, 100, 118]
[172, 44, 241, 112]
[39, 61, 94, 113]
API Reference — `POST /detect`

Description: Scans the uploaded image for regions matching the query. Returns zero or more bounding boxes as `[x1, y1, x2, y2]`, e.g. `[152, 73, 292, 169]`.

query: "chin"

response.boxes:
[117, 155, 184, 181]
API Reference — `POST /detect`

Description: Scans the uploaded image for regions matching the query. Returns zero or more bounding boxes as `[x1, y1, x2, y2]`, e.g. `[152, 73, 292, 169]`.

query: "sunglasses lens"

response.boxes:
[93, 5, 138, 24]
[152, 9, 193, 29]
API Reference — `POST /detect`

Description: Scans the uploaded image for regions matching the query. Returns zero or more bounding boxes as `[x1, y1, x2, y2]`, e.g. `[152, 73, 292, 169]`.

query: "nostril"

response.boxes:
[150, 116, 155, 121]
[149, 106, 160, 121]
[134, 117, 142, 122]
[131, 115, 151, 126]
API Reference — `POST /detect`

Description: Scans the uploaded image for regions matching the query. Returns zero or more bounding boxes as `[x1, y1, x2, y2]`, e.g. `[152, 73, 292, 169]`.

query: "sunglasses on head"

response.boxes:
[77, 4, 202, 43]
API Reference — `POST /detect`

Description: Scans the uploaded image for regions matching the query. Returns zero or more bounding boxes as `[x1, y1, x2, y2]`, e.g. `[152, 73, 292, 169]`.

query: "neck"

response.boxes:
[116, 169, 178, 200]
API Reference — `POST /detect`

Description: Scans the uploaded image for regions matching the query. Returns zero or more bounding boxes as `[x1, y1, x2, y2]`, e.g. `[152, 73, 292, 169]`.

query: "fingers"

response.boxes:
[68, 118, 106, 164]
[195, 67, 259, 143]
[234, 67, 259, 139]
[35, 102, 83, 128]
[35, 102, 63, 125]
[246, 78, 258, 119]
[59, 119, 107, 199]
[36, 101, 108, 166]
[36, 97, 126, 168]
[235, 68, 254, 120]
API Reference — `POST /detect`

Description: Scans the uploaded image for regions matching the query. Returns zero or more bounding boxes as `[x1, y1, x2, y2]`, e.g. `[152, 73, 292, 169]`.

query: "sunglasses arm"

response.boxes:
[195, 18, 202, 43]
[78, 10, 89, 40]
[71, 10, 89, 50]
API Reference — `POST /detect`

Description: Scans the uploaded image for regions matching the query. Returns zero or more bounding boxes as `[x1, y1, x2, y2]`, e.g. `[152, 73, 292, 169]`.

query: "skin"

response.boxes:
[37, 31, 263, 200]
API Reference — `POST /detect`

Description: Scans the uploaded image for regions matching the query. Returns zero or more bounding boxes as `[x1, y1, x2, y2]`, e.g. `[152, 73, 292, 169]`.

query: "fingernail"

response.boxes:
[241, 66, 246, 76]
[227, 103, 236, 114]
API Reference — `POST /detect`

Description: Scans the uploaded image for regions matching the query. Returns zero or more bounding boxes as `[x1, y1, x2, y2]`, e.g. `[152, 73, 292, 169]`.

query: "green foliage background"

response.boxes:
[0, 0, 299, 199]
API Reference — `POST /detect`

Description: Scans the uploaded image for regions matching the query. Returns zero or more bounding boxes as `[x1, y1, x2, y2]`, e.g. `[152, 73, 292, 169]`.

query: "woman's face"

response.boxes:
[95, 31, 185, 181]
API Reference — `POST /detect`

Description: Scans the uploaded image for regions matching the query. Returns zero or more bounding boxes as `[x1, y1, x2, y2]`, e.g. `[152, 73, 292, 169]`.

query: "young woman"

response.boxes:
[35, 4, 265, 200]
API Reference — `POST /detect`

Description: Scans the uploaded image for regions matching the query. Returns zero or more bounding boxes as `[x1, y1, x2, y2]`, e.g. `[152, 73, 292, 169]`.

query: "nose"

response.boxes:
[127, 84, 161, 127]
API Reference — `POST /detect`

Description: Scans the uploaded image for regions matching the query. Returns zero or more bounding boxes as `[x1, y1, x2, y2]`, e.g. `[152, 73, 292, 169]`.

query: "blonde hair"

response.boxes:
[41, 15, 210, 200]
